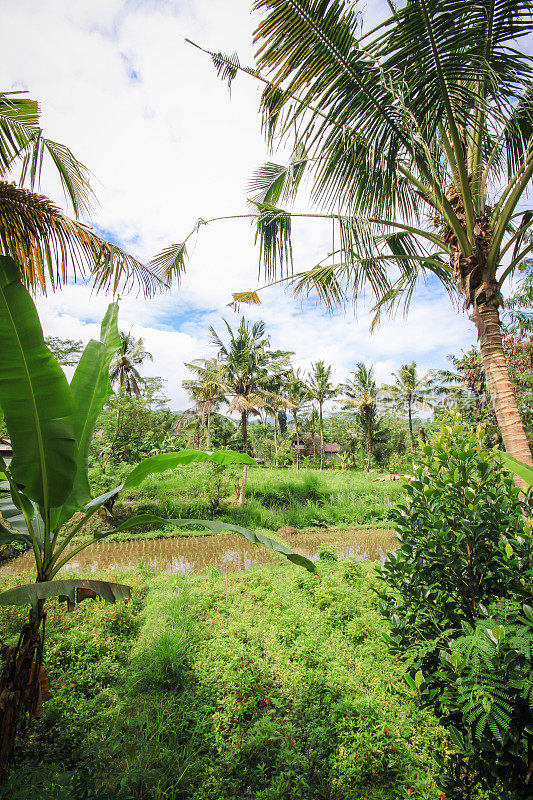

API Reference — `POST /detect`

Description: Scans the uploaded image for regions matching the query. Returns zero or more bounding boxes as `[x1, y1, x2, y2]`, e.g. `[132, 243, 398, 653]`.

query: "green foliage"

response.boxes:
[1, 562, 445, 799]
[0, 262, 310, 600]
[86, 466, 403, 539]
[91, 390, 182, 465]
[44, 337, 83, 368]
[415, 600, 533, 799]
[378, 418, 533, 798]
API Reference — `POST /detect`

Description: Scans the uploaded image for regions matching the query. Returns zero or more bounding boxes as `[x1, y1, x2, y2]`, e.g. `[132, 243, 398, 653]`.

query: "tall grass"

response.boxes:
[85, 465, 405, 541]
[128, 575, 195, 693]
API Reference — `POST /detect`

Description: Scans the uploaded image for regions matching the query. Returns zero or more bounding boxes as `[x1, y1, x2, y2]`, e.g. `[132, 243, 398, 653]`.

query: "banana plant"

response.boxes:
[0, 253, 315, 781]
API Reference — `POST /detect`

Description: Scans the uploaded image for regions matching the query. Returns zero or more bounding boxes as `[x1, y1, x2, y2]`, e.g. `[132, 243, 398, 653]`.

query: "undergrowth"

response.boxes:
[79, 465, 403, 542]
[1, 559, 444, 800]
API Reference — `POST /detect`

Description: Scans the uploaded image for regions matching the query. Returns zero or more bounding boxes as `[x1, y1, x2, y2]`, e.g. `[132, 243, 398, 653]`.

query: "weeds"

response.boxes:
[1, 559, 444, 799]
[78, 465, 404, 543]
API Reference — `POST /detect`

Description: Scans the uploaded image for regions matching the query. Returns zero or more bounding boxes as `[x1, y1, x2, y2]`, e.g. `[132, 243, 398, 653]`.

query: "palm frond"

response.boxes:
[0, 92, 95, 218]
[253, 202, 293, 279]
[248, 142, 308, 206]
[148, 241, 188, 285]
[229, 290, 262, 310]
[0, 92, 40, 175]
[186, 41, 258, 92]
[0, 181, 163, 296]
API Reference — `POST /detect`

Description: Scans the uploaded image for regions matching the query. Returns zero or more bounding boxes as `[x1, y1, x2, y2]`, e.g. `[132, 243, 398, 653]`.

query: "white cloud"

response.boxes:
[7, 0, 477, 411]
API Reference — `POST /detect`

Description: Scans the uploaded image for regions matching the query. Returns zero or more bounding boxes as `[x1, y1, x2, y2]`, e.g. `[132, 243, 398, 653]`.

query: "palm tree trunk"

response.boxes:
[273, 412, 278, 467]
[472, 301, 533, 467]
[241, 410, 248, 454]
[407, 400, 415, 470]
[206, 410, 211, 451]
[293, 411, 300, 471]
[365, 440, 371, 472]
[238, 410, 248, 506]
[319, 401, 324, 470]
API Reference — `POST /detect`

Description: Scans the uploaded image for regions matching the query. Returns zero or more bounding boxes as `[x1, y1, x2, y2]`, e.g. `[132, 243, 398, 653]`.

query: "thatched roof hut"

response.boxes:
[291, 433, 341, 458]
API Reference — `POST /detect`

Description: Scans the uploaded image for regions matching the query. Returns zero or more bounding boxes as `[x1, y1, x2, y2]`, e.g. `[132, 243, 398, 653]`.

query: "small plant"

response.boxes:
[317, 545, 338, 562]
[378, 417, 533, 798]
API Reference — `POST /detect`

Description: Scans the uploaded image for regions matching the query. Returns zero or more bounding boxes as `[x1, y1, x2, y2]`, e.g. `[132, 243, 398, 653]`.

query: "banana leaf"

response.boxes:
[0, 521, 33, 548]
[0, 485, 44, 547]
[123, 449, 256, 488]
[0, 579, 131, 616]
[84, 450, 258, 512]
[500, 453, 533, 487]
[95, 513, 316, 572]
[0, 256, 76, 507]
[53, 302, 121, 526]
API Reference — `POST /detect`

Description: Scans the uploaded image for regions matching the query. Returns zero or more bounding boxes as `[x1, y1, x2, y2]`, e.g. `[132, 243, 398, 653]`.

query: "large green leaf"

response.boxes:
[0, 482, 44, 548]
[0, 256, 76, 507]
[0, 521, 33, 548]
[123, 449, 256, 488]
[95, 513, 316, 573]
[53, 303, 121, 525]
[0, 579, 131, 616]
[500, 453, 533, 487]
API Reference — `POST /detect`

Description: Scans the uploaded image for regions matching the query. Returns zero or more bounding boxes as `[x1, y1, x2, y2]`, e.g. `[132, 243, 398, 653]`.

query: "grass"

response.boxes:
[0, 556, 446, 800]
[80, 465, 405, 543]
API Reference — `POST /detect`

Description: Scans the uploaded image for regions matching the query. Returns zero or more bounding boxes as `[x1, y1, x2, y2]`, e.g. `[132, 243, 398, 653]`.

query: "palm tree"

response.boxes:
[381, 363, 437, 467]
[307, 360, 338, 469]
[0, 91, 160, 295]
[209, 317, 286, 502]
[342, 363, 381, 471]
[162, 1, 533, 470]
[432, 349, 490, 422]
[182, 358, 226, 449]
[110, 331, 153, 397]
[283, 367, 309, 469]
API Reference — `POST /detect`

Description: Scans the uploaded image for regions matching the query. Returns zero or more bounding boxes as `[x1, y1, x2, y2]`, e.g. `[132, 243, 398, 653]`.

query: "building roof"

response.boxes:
[290, 433, 341, 454]
[323, 443, 341, 453]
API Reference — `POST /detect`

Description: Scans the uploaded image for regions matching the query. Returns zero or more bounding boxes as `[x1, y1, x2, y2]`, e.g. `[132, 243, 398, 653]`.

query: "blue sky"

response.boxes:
[5, 0, 479, 409]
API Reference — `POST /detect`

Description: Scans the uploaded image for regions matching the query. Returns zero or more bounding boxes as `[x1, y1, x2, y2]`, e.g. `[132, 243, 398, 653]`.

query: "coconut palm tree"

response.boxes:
[342, 363, 382, 471]
[209, 317, 287, 502]
[161, 1, 533, 471]
[381, 363, 437, 467]
[261, 362, 293, 464]
[182, 358, 226, 449]
[283, 367, 309, 469]
[307, 360, 338, 469]
[0, 91, 160, 295]
[110, 331, 153, 397]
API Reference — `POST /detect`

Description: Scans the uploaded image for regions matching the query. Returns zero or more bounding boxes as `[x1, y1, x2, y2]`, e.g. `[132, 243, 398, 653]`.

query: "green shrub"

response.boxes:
[378, 418, 533, 799]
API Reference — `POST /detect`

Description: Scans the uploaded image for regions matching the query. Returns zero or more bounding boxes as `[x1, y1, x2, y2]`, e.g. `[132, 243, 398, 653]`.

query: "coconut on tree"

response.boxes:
[157, 0, 533, 471]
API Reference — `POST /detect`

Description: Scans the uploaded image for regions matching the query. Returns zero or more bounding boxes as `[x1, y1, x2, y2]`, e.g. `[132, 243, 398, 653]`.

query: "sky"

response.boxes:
[4, 0, 479, 411]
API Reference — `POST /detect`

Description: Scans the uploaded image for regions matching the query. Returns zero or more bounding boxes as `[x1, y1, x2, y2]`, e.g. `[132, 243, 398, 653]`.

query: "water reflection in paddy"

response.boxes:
[1, 528, 397, 576]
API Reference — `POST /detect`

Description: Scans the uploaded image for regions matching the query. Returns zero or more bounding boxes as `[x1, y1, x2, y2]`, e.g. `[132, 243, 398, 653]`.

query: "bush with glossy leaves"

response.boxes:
[377, 417, 533, 799]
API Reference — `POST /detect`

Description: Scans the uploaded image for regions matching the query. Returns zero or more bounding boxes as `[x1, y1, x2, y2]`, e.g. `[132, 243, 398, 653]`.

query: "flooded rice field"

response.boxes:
[1, 528, 397, 576]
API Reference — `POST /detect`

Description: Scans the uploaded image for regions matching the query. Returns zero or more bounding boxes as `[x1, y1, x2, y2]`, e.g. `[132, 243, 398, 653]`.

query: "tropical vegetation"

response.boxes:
[3, 1, 533, 797]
